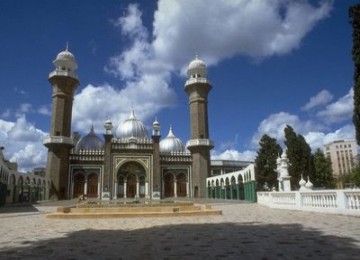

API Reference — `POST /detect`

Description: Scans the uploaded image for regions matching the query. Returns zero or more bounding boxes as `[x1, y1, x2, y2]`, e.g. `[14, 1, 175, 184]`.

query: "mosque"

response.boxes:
[43, 48, 251, 201]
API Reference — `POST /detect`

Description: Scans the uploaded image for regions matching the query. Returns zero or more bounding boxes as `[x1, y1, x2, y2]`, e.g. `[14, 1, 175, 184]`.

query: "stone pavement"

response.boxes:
[0, 200, 359, 260]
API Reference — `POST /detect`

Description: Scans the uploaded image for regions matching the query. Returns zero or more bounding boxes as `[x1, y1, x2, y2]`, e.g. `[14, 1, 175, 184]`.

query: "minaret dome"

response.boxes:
[187, 55, 207, 78]
[53, 46, 78, 73]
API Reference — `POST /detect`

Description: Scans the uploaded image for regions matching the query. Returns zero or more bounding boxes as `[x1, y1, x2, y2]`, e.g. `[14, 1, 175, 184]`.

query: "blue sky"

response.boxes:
[0, 0, 358, 171]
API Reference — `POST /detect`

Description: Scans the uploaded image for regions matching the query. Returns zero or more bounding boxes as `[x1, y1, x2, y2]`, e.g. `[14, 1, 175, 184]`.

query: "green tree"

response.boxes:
[350, 4, 360, 144]
[313, 149, 335, 189]
[255, 134, 282, 191]
[284, 125, 314, 189]
[343, 159, 360, 188]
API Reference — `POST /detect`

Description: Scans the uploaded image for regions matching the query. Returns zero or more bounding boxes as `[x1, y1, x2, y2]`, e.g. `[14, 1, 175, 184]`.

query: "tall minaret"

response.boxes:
[185, 56, 214, 198]
[151, 118, 161, 198]
[44, 47, 79, 200]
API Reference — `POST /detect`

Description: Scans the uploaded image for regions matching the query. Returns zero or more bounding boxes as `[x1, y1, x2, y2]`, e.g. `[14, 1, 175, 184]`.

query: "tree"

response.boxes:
[284, 125, 314, 189]
[313, 149, 335, 189]
[350, 4, 360, 144]
[255, 134, 282, 191]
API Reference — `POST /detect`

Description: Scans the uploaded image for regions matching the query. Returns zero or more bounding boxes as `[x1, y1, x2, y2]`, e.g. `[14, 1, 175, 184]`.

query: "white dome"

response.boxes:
[160, 127, 185, 153]
[187, 55, 207, 78]
[53, 47, 78, 72]
[76, 126, 104, 151]
[116, 110, 148, 139]
[56, 49, 75, 62]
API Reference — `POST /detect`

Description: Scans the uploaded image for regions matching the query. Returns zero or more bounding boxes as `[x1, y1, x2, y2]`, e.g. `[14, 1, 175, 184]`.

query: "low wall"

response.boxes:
[257, 189, 360, 216]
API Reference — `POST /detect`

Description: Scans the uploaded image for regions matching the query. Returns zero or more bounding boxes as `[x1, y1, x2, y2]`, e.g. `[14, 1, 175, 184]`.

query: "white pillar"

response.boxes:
[186, 181, 190, 198]
[174, 181, 177, 198]
[113, 181, 118, 199]
[145, 182, 149, 199]
[124, 181, 127, 199]
[97, 181, 101, 199]
[84, 180, 88, 195]
[136, 181, 140, 198]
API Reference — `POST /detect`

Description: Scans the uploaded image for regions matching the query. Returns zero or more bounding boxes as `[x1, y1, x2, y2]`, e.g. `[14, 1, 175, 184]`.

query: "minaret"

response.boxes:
[151, 118, 161, 198]
[103, 118, 113, 199]
[43, 47, 79, 199]
[185, 56, 214, 198]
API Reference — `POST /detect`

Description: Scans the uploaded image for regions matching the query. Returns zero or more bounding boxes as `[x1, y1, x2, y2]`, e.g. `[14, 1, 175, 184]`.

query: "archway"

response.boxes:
[117, 162, 147, 198]
[177, 173, 187, 197]
[87, 173, 98, 198]
[127, 174, 137, 198]
[164, 173, 174, 197]
[73, 173, 85, 198]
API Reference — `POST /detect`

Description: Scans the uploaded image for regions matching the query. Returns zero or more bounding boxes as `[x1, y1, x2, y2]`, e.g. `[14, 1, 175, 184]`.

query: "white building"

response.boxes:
[323, 140, 358, 181]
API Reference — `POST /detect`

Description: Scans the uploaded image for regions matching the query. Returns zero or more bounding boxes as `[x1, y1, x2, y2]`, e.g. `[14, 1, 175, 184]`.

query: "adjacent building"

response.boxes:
[323, 140, 358, 185]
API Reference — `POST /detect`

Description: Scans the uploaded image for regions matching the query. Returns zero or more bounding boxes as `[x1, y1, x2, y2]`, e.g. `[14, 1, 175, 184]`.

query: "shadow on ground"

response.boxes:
[0, 203, 39, 214]
[0, 222, 359, 259]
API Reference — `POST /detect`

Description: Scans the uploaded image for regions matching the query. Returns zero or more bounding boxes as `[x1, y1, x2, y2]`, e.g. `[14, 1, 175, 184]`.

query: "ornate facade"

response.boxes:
[44, 49, 215, 200]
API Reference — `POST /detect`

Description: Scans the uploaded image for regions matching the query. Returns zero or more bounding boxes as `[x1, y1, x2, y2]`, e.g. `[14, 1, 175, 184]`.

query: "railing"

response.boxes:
[49, 70, 78, 80]
[160, 153, 192, 162]
[257, 189, 360, 216]
[186, 139, 214, 147]
[70, 149, 104, 161]
[185, 77, 209, 85]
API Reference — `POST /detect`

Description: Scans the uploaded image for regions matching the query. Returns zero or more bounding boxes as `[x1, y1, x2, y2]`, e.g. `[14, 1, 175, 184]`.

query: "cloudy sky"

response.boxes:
[0, 0, 357, 172]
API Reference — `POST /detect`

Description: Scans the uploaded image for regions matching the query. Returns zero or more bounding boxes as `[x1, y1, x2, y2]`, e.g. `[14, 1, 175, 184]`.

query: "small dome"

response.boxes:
[187, 55, 207, 78]
[160, 127, 185, 153]
[53, 46, 78, 72]
[56, 49, 75, 62]
[116, 110, 148, 139]
[76, 126, 104, 151]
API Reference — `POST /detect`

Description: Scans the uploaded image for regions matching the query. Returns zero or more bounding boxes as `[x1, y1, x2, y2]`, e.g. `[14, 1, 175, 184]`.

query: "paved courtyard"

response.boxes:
[0, 200, 359, 259]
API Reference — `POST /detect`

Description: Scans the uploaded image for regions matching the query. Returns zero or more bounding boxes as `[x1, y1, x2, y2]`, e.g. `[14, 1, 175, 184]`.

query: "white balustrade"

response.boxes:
[257, 189, 360, 216]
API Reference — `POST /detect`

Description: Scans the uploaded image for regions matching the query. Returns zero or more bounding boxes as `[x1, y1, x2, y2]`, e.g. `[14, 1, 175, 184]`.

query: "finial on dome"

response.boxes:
[66, 41, 69, 51]
[129, 109, 136, 119]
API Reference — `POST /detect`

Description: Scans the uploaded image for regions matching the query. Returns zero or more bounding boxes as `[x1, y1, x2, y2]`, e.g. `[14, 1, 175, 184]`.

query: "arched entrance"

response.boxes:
[177, 173, 187, 197]
[73, 173, 85, 198]
[117, 162, 147, 198]
[164, 173, 174, 197]
[127, 175, 136, 198]
[87, 173, 98, 198]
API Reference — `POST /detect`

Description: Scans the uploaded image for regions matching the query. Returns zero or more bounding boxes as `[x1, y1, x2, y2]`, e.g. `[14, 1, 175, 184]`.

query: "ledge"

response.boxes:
[43, 136, 74, 146]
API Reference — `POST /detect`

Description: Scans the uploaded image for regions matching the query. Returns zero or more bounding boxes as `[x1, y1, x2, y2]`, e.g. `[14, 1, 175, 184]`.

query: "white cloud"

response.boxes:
[251, 110, 328, 149]
[212, 149, 256, 162]
[37, 105, 51, 116]
[304, 124, 355, 151]
[0, 115, 47, 172]
[152, 0, 333, 69]
[251, 112, 301, 146]
[301, 89, 333, 111]
[72, 81, 176, 134]
[316, 88, 353, 124]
